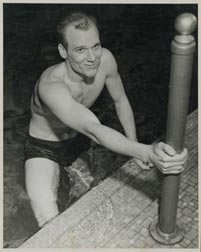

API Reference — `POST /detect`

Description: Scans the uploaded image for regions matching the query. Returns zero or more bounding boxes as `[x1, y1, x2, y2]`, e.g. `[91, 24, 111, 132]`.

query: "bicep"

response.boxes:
[106, 73, 126, 103]
[38, 82, 100, 135]
[104, 52, 126, 102]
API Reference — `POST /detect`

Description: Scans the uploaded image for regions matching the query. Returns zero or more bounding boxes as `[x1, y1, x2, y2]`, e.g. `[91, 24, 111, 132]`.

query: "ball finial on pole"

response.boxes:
[149, 13, 197, 245]
[175, 13, 197, 35]
[174, 13, 197, 45]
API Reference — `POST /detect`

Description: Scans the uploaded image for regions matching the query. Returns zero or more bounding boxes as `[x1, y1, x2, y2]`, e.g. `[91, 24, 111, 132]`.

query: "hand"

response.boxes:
[134, 158, 154, 171]
[149, 142, 188, 174]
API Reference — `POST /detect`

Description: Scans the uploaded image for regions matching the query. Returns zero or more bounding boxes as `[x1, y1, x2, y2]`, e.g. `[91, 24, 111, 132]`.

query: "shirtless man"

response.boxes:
[24, 12, 188, 227]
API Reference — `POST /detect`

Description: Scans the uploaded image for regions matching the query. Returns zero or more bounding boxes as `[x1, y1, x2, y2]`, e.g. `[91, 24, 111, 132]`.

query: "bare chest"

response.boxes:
[67, 75, 106, 108]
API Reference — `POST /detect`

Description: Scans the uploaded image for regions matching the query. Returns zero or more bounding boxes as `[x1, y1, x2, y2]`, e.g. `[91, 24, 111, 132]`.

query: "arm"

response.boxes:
[39, 80, 187, 174]
[38, 80, 150, 162]
[104, 49, 153, 169]
[104, 50, 137, 141]
[103, 49, 188, 172]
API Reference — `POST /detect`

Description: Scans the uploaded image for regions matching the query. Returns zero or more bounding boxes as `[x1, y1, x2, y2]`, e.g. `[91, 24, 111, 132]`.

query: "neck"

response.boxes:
[64, 61, 83, 83]
[64, 61, 95, 84]
[84, 76, 95, 84]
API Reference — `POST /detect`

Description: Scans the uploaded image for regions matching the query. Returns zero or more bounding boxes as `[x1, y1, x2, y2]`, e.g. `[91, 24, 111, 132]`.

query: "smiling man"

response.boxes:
[24, 12, 187, 227]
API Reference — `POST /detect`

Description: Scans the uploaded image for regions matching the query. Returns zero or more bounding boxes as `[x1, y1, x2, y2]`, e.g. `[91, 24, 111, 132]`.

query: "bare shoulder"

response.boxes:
[37, 63, 71, 101]
[101, 48, 118, 76]
[101, 48, 117, 65]
[39, 62, 65, 84]
[38, 63, 67, 89]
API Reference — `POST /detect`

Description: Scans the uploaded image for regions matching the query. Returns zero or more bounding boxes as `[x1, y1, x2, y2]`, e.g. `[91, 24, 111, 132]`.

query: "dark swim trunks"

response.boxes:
[24, 133, 91, 168]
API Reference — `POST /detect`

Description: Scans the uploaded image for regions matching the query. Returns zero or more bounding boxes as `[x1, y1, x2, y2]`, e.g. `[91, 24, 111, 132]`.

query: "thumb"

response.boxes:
[161, 142, 176, 156]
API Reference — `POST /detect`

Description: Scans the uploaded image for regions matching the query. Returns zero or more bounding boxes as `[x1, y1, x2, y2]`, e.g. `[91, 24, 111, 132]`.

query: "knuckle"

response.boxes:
[162, 162, 168, 168]
[161, 157, 167, 162]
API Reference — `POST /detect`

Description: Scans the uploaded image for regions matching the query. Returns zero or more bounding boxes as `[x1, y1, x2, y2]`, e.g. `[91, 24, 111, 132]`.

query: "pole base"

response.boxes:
[149, 219, 184, 245]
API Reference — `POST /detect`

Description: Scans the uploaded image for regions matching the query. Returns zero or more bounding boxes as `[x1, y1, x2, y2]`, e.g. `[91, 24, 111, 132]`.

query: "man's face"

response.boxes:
[64, 24, 102, 78]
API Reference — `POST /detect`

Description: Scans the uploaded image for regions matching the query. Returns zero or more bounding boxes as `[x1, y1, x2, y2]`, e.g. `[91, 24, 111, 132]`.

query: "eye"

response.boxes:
[93, 44, 101, 50]
[76, 48, 85, 53]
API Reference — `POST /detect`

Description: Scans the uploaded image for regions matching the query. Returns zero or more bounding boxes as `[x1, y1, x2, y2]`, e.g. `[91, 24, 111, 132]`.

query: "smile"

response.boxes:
[84, 64, 97, 68]
[84, 61, 100, 70]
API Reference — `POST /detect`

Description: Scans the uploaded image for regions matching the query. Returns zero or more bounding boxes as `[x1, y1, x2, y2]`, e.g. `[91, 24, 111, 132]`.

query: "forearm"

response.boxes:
[86, 122, 150, 162]
[115, 98, 138, 141]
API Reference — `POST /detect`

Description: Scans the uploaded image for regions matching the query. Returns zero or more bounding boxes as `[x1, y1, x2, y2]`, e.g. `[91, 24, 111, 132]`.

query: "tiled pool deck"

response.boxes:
[20, 110, 199, 249]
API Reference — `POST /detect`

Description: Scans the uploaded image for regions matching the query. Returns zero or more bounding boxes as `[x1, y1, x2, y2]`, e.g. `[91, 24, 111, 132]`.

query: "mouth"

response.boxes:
[84, 63, 99, 69]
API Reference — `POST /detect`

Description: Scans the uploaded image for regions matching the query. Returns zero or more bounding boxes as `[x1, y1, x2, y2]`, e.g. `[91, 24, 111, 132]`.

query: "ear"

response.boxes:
[58, 43, 67, 59]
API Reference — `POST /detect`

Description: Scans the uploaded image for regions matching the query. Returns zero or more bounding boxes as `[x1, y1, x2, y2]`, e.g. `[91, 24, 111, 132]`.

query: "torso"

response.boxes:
[29, 49, 108, 141]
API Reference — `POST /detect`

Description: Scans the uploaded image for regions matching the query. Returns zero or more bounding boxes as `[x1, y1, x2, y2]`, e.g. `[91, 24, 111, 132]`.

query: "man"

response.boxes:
[24, 12, 187, 227]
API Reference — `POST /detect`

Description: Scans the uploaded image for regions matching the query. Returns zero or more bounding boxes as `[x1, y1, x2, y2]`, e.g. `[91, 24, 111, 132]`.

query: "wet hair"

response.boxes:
[56, 12, 98, 49]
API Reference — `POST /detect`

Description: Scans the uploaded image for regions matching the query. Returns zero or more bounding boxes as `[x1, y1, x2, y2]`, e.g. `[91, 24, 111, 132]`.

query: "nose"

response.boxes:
[86, 49, 96, 62]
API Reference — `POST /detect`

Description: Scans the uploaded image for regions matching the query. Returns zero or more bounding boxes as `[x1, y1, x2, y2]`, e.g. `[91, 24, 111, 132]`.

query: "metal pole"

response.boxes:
[149, 13, 197, 244]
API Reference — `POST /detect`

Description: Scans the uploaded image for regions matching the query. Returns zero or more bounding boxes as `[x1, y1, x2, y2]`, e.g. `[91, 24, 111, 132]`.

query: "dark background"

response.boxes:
[3, 3, 198, 248]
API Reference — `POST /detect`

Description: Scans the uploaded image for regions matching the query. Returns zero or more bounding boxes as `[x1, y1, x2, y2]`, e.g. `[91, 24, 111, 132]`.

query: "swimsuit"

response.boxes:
[24, 133, 91, 227]
[24, 133, 91, 168]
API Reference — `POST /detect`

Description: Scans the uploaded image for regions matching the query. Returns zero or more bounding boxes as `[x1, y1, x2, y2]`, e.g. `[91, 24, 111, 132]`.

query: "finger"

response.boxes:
[135, 159, 150, 170]
[182, 148, 188, 160]
[162, 169, 184, 175]
[153, 144, 173, 161]
[164, 150, 188, 162]
[154, 142, 176, 157]
[138, 162, 150, 170]
[161, 143, 177, 156]
[161, 165, 184, 174]
[159, 160, 186, 168]
[155, 148, 188, 163]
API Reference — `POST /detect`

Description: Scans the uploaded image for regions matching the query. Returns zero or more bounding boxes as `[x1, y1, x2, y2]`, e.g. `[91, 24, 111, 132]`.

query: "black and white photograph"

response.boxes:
[2, 1, 199, 249]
